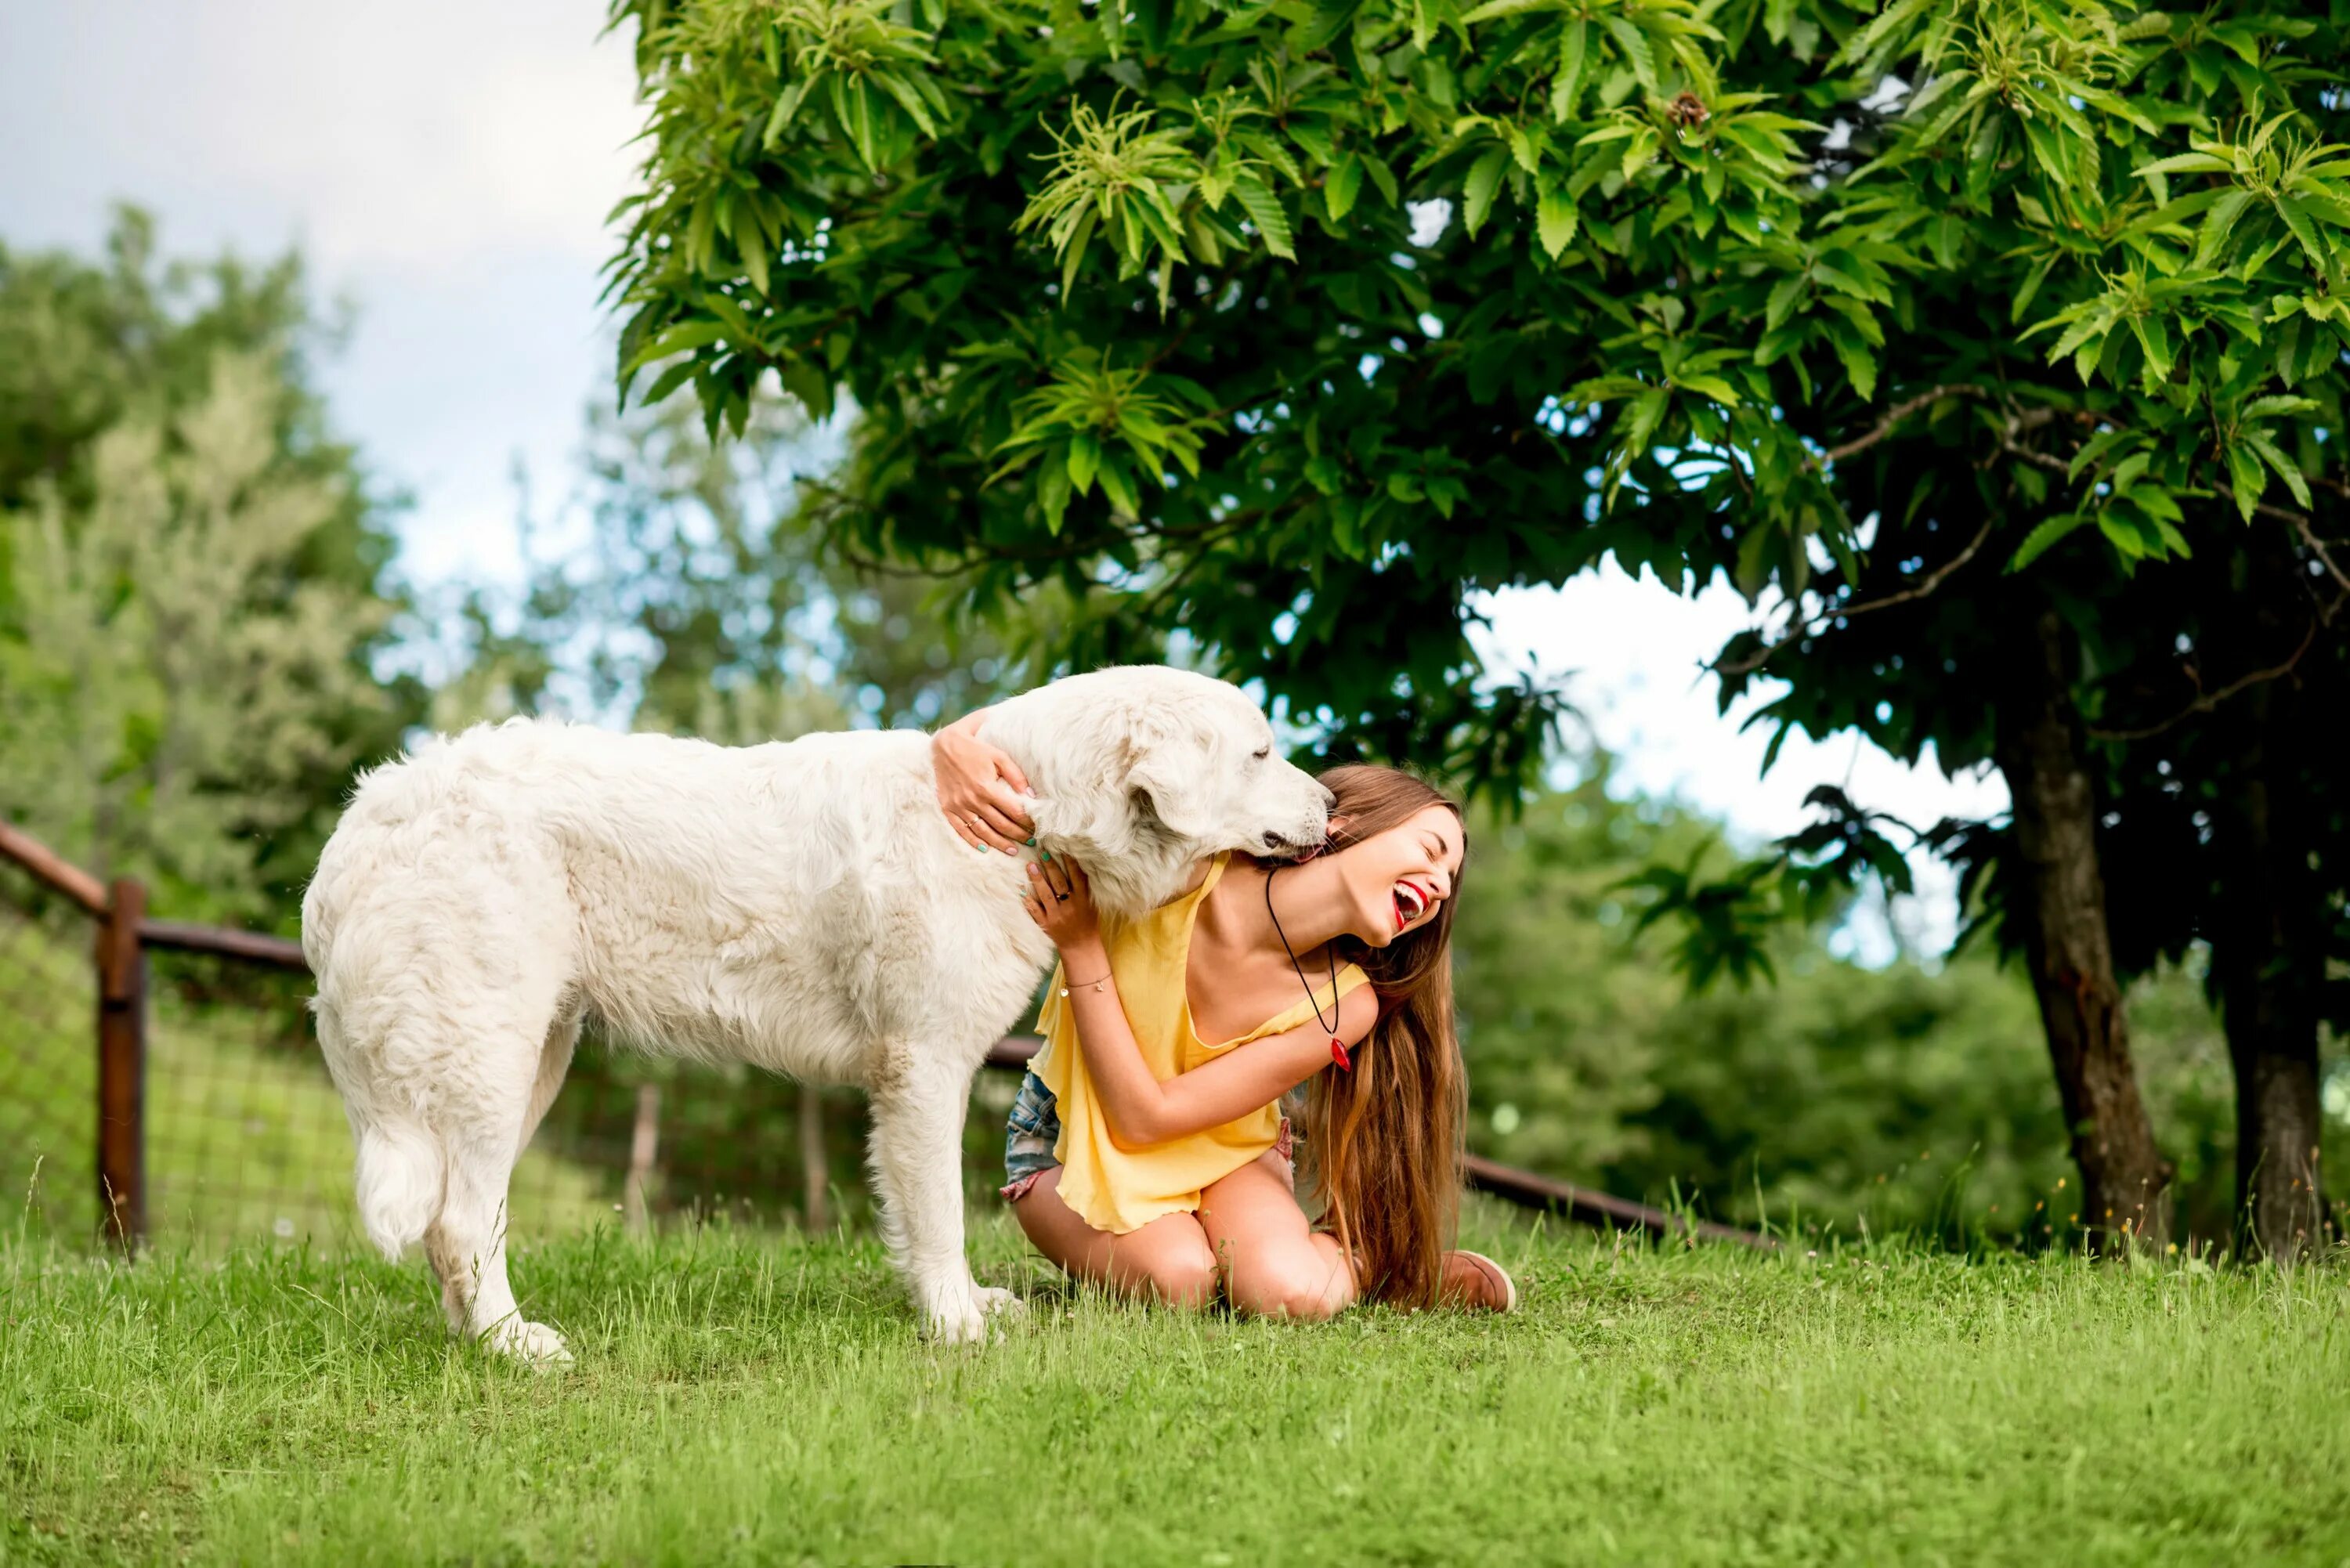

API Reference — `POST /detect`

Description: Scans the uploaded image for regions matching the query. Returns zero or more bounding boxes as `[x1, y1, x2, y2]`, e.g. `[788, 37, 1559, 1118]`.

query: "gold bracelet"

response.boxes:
[1058, 971, 1111, 998]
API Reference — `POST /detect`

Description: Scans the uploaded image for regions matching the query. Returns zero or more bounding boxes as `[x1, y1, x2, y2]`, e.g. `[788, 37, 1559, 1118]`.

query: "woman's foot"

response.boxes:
[1440, 1250, 1517, 1313]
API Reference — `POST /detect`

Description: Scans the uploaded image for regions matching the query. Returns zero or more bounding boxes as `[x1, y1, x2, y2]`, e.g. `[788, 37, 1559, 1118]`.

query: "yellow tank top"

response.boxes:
[1034, 852, 1370, 1235]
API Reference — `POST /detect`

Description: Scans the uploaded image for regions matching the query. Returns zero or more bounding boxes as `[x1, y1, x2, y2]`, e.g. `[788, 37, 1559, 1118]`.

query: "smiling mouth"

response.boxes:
[1393, 881, 1430, 930]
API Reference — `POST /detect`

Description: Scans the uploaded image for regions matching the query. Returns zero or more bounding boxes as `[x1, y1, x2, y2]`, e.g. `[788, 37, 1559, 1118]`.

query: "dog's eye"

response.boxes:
[1252, 746, 1271, 761]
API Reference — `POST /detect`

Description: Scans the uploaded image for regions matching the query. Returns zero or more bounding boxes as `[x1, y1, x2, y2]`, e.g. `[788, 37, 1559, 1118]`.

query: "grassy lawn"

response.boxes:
[5, 1207, 2347, 1568]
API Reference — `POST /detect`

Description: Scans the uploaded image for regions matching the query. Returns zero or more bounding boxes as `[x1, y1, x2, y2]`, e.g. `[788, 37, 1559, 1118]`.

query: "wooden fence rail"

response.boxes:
[3, 822, 1772, 1253]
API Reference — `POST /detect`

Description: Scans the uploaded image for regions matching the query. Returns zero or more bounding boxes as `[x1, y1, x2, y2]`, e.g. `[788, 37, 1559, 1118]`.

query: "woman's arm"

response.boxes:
[933, 705, 1032, 854]
[1024, 859, 1376, 1149]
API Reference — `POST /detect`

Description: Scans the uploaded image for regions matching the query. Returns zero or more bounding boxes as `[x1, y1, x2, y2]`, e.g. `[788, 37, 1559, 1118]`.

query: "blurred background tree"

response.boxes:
[0, 208, 421, 923]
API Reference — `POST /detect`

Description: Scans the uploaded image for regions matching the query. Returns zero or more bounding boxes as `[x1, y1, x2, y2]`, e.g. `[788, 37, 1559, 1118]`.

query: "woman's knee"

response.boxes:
[1223, 1248, 1350, 1321]
[1130, 1237, 1219, 1309]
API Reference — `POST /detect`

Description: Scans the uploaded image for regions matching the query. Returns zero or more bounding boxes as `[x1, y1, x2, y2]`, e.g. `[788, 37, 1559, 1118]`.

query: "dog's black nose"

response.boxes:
[1262, 830, 1288, 850]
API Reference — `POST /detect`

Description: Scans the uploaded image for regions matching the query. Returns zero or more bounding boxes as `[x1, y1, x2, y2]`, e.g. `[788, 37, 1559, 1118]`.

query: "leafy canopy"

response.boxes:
[606, 0, 2348, 799]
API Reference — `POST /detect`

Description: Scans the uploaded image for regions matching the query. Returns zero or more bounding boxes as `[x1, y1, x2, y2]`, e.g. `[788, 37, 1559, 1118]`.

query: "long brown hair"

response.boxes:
[1294, 764, 1467, 1310]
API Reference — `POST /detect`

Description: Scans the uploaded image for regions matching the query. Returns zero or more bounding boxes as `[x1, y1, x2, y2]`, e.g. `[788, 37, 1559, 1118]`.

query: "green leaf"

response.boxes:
[1061, 206, 1098, 300]
[636, 356, 700, 409]
[2132, 153, 2232, 177]
[1361, 154, 1400, 208]
[1536, 186, 1578, 258]
[1601, 16, 1657, 92]
[2195, 189, 2255, 265]
[2128, 313, 2173, 385]
[2245, 429, 2312, 509]
[2007, 512, 2088, 572]
[1552, 20, 1589, 124]
[1326, 154, 1364, 222]
[1037, 460, 1072, 535]
[1673, 373, 1741, 405]
[2098, 511, 2151, 562]
[2225, 440, 2269, 522]
[1066, 432, 1101, 495]
[1462, 146, 1511, 237]
[1765, 274, 1806, 331]
[1096, 457, 1141, 516]
[1237, 132, 1305, 189]
[763, 81, 812, 149]
[2010, 255, 2055, 325]
[738, 222, 770, 297]
[621, 319, 729, 378]
[2276, 197, 2331, 269]
[1505, 123, 1539, 176]
[1620, 127, 1660, 183]
[1230, 172, 1296, 260]
[1833, 338, 1878, 402]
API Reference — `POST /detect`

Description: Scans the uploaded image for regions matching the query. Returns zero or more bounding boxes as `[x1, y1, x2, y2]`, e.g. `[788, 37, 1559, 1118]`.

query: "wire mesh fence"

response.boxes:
[1, 859, 100, 1240]
[4, 859, 1026, 1252]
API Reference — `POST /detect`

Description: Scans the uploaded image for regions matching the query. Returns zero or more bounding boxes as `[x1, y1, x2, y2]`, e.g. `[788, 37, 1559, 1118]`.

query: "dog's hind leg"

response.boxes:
[420, 999, 575, 1367]
[520, 1006, 582, 1150]
[425, 1128, 569, 1367]
[866, 1047, 1022, 1343]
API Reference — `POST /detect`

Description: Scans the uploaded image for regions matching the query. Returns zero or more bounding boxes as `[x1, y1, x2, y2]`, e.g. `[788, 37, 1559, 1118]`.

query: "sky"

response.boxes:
[0, 0, 2008, 952]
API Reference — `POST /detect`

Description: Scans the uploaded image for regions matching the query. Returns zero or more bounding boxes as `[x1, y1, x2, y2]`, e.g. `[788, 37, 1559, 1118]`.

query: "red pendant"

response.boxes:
[1329, 1036, 1351, 1071]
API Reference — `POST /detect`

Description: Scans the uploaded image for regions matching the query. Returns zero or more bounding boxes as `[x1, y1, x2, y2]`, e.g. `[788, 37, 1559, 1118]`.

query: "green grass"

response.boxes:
[6, 1207, 2348, 1567]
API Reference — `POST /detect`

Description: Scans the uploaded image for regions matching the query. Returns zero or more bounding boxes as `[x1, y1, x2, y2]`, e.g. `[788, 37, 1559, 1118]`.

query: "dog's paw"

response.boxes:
[483, 1318, 573, 1367]
[922, 1286, 1024, 1345]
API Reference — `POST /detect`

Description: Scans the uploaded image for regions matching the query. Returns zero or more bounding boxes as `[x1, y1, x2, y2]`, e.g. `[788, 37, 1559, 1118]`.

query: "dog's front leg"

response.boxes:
[866, 1055, 1021, 1342]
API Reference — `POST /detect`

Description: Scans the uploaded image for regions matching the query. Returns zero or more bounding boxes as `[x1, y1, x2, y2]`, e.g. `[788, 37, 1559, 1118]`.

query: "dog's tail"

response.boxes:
[352, 1119, 443, 1261]
[317, 994, 444, 1260]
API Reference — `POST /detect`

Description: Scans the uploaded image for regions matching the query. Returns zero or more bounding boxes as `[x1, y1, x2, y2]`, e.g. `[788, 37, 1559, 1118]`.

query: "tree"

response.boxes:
[1654, 5, 2350, 1255]
[0, 211, 420, 924]
[602, 0, 2350, 1248]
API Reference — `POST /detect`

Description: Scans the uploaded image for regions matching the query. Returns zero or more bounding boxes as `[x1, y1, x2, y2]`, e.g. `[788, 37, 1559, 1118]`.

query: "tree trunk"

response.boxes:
[2207, 547, 2328, 1261]
[1993, 610, 2173, 1250]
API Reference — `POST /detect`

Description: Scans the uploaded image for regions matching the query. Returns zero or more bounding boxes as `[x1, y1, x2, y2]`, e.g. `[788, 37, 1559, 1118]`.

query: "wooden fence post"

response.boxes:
[623, 1083, 661, 1234]
[96, 876, 147, 1250]
[799, 1085, 829, 1233]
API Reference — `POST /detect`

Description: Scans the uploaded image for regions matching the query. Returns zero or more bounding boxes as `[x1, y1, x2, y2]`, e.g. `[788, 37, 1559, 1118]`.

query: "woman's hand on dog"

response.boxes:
[932, 707, 1033, 854]
[1022, 856, 1101, 954]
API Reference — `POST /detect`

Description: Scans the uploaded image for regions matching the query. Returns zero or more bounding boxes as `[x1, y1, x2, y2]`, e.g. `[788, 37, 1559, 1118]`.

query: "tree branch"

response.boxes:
[2085, 616, 2325, 743]
[1713, 516, 1998, 677]
[1811, 383, 1990, 467]
[2258, 501, 2350, 610]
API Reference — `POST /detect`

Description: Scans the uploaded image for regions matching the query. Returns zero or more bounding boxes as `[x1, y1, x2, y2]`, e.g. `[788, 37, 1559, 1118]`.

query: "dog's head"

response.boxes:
[982, 667, 1332, 915]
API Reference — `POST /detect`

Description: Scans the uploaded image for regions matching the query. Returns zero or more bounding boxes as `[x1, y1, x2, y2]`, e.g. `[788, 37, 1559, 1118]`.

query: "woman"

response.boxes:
[934, 713, 1515, 1317]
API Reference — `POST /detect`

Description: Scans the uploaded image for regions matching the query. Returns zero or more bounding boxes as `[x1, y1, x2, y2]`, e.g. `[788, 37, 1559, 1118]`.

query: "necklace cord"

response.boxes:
[1266, 865, 1348, 1065]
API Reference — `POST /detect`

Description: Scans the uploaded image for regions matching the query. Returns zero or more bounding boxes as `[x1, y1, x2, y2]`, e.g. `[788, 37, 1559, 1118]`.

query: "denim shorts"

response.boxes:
[1001, 1070, 1062, 1201]
[998, 1068, 1296, 1206]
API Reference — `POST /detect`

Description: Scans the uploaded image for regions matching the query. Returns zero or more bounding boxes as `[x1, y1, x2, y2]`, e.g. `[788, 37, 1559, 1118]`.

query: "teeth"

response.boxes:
[1397, 883, 1427, 919]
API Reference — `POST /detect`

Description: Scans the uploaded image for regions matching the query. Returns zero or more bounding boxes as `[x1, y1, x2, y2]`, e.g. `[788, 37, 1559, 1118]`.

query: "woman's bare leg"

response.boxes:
[1012, 1167, 1219, 1309]
[1197, 1151, 1357, 1321]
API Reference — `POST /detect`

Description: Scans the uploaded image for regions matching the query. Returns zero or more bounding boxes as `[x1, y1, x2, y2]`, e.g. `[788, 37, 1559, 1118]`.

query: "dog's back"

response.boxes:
[306, 717, 1010, 1065]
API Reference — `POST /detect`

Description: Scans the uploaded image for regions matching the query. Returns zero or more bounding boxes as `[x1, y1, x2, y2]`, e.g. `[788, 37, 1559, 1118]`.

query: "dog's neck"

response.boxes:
[979, 697, 1198, 917]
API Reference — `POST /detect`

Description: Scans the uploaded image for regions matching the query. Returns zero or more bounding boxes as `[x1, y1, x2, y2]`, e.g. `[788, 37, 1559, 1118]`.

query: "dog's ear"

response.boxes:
[1128, 738, 1215, 839]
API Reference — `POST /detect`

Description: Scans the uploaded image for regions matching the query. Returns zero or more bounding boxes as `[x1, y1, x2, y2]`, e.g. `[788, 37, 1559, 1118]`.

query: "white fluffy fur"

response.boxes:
[302, 666, 1329, 1358]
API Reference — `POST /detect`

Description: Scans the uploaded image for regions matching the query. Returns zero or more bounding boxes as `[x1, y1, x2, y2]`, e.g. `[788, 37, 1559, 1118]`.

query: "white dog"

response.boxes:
[302, 666, 1330, 1359]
